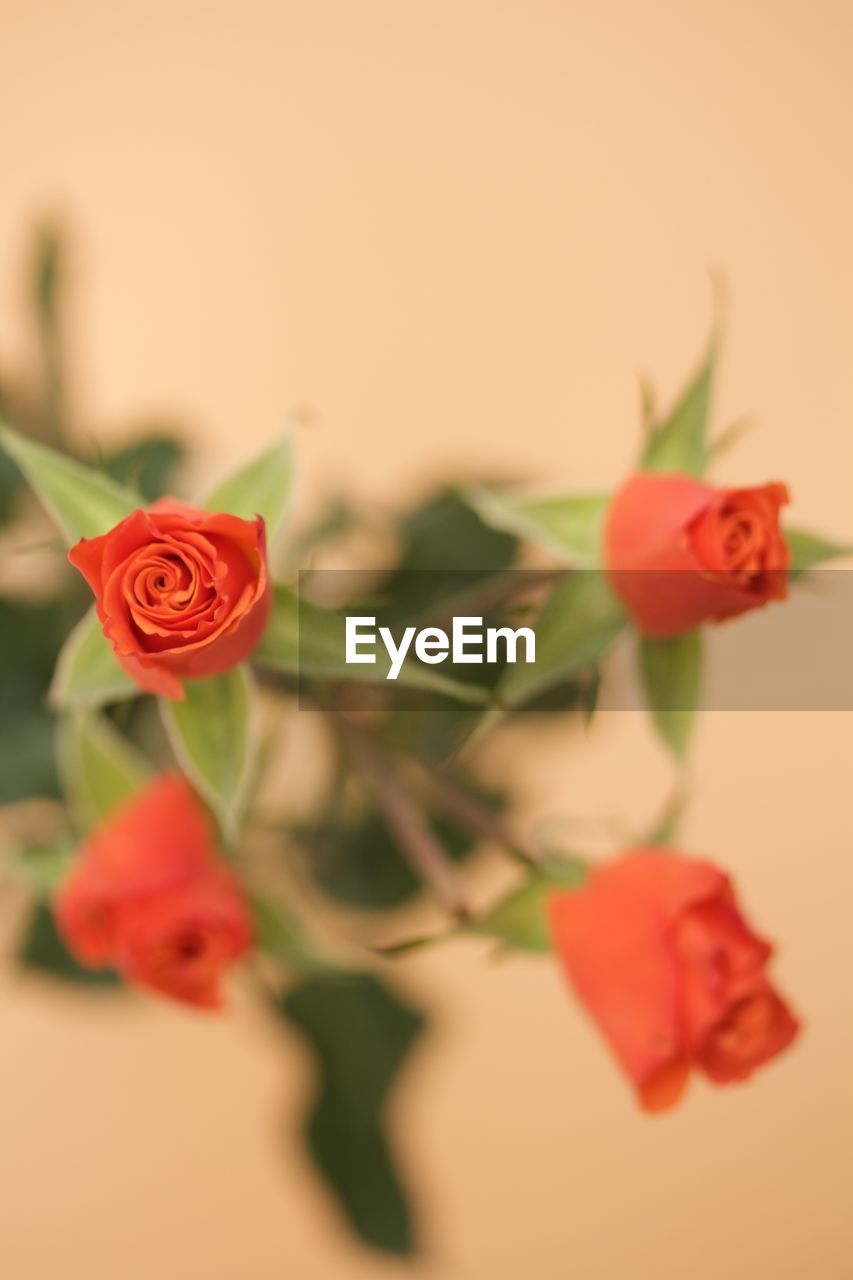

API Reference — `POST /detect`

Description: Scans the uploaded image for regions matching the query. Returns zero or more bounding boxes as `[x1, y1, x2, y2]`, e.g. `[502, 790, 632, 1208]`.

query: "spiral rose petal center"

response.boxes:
[122, 536, 226, 640]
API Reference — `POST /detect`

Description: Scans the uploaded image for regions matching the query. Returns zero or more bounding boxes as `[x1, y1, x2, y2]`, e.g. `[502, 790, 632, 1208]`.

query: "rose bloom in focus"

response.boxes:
[55, 774, 252, 1008]
[549, 848, 800, 1112]
[604, 472, 790, 636]
[69, 499, 271, 700]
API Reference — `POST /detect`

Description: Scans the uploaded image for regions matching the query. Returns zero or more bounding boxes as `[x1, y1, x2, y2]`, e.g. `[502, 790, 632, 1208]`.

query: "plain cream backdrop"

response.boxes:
[1, 2, 851, 1277]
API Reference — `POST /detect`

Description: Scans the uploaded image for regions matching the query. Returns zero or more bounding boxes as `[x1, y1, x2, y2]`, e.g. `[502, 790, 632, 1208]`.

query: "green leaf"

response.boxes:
[34, 224, 62, 330]
[467, 487, 608, 566]
[785, 526, 853, 579]
[198, 432, 294, 543]
[0, 595, 71, 709]
[637, 787, 688, 846]
[0, 421, 138, 542]
[0, 446, 23, 527]
[159, 665, 257, 839]
[498, 571, 626, 708]
[375, 486, 518, 627]
[32, 225, 68, 444]
[18, 902, 121, 989]
[57, 711, 151, 831]
[49, 605, 138, 710]
[299, 788, 484, 910]
[0, 596, 75, 802]
[476, 878, 552, 951]
[252, 584, 314, 670]
[704, 417, 750, 466]
[6, 840, 76, 896]
[254, 584, 489, 706]
[513, 670, 602, 716]
[281, 972, 424, 1255]
[638, 631, 702, 757]
[0, 709, 59, 805]
[475, 858, 588, 953]
[102, 433, 185, 502]
[395, 485, 517, 574]
[640, 341, 715, 477]
[251, 895, 335, 974]
[379, 699, 498, 769]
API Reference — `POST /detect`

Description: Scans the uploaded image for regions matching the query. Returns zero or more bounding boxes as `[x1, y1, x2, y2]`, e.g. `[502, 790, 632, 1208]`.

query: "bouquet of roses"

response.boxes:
[1, 232, 848, 1255]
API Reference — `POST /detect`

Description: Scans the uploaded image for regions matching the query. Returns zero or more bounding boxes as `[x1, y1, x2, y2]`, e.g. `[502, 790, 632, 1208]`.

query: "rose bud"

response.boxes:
[69, 498, 271, 700]
[55, 774, 252, 1009]
[548, 848, 800, 1112]
[604, 472, 790, 636]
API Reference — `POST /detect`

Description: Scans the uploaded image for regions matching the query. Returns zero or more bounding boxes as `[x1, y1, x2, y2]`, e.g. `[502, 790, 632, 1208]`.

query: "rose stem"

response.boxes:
[341, 723, 471, 923]
[407, 762, 540, 869]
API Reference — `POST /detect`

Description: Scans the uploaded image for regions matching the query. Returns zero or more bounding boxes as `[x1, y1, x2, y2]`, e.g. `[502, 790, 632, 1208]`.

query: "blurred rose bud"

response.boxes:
[55, 774, 252, 1009]
[549, 848, 800, 1112]
[69, 498, 271, 700]
[604, 472, 790, 636]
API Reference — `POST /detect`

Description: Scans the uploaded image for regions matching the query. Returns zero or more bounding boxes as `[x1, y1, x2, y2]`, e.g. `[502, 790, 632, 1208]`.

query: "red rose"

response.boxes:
[548, 849, 800, 1112]
[604, 472, 790, 636]
[69, 498, 271, 700]
[55, 774, 252, 1009]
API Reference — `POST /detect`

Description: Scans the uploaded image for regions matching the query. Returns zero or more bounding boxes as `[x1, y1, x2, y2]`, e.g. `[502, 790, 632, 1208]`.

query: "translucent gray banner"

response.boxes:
[288, 569, 853, 712]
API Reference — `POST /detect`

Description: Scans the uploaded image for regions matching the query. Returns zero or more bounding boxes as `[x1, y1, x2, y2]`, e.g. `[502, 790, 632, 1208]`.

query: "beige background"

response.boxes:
[1, 2, 852, 1277]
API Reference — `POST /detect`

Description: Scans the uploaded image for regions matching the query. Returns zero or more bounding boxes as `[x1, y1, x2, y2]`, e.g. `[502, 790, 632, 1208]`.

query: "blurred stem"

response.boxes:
[340, 721, 470, 922]
[409, 762, 540, 869]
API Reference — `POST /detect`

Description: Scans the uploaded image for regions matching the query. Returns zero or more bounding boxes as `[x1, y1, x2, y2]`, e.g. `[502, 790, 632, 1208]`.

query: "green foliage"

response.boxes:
[513, 668, 602, 717]
[3, 254, 848, 1268]
[251, 895, 335, 974]
[704, 417, 750, 466]
[57, 711, 151, 831]
[256, 487, 615, 721]
[159, 666, 257, 839]
[0, 448, 22, 527]
[50, 605, 139, 711]
[476, 876, 553, 951]
[640, 340, 715, 476]
[399, 485, 517, 571]
[0, 713, 58, 805]
[475, 857, 588, 953]
[301, 808, 425, 909]
[34, 225, 61, 330]
[252, 584, 316, 672]
[255, 584, 491, 705]
[637, 787, 688, 846]
[18, 902, 121, 989]
[375, 486, 517, 626]
[785, 526, 853, 579]
[101, 433, 186, 502]
[0, 422, 138, 543]
[379, 700, 497, 769]
[498, 571, 626, 708]
[31, 225, 67, 444]
[199, 432, 294, 543]
[298, 780, 488, 909]
[0, 596, 77, 803]
[468, 487, 608, 566]
[281, 972, 425, 1256]
[638, 631, 702, 758]
[7, 840, 76, 896]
